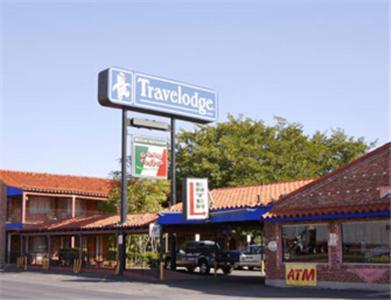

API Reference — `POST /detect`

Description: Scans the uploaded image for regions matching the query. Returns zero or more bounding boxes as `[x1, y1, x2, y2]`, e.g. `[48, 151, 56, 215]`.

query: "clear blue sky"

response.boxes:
[1, 0, 389, 178]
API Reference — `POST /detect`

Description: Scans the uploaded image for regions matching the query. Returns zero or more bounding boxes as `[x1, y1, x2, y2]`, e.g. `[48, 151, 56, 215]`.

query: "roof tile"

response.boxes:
[170, 178, 314, 212]
[268, 142, 391, 218]
[21, 212, 157, 232]
[0, 170, 114, 197]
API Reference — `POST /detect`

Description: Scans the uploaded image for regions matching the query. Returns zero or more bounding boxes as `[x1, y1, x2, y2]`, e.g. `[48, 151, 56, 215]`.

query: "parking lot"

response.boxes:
[1, 270, 389, 300]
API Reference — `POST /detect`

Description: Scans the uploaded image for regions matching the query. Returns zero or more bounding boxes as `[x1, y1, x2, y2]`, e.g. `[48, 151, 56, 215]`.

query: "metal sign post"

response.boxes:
[169, 117, 177, 270]
[118, 108, 128, 276]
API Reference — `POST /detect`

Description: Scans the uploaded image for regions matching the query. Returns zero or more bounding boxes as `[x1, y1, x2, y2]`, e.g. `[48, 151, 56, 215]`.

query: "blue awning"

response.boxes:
[6, 223, 23, 231]
[7, 186, 23, 197]
[158, 205, 272, 225]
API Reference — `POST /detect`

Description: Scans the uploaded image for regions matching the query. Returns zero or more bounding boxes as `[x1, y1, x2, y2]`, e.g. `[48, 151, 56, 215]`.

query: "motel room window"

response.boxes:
[342, 221, 391, 264]
[282, 224, 328, 262]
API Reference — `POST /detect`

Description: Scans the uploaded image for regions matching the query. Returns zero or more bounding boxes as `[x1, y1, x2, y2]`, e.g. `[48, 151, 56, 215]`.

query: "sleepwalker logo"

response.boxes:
[98, 67, 217, 123]
[109, 69, 133, 103]
[112, 72, 131, 100]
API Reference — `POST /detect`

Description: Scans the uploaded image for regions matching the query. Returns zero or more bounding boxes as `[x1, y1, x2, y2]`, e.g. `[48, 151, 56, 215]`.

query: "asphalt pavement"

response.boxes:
[0, 270, 389, 300]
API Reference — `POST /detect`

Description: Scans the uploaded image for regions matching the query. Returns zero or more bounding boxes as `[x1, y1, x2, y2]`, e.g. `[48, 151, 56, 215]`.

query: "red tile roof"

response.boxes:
[0, 170, 114, 198]
[21, 213, 158, 232]
[267, 142, 391, 218]
[169, 179, 314, 212]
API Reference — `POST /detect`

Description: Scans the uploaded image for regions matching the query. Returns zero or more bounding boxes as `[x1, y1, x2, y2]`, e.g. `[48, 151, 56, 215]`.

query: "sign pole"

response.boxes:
[118, 108, 128, 275]
[170, 117, 177, 207]
[169, 117, 177, 270]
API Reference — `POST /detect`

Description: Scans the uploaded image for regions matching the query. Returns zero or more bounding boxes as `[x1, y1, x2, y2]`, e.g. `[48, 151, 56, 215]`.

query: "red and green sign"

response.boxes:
[132, 136, 168, 179]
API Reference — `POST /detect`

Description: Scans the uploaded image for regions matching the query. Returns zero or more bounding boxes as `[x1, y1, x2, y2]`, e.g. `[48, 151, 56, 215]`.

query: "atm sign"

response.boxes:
[285, 263, 317, 286]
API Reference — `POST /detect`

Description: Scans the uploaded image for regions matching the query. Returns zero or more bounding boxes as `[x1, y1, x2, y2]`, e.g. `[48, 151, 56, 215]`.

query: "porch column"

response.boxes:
[22, 192, 27, 223]
[96, 236, 100, 260]
[71, 195, 76, 218]
[158, 227, 164, 280]
[7, 233, 12, 264]
[78, 235, 83, 260]
[19, 235, 24, 256]
[25, 235, 29, 254]
[47, 235, 51, 260]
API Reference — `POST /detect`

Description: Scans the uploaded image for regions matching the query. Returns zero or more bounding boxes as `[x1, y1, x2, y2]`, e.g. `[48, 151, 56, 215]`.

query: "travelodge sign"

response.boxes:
[98, 67, 218, 123]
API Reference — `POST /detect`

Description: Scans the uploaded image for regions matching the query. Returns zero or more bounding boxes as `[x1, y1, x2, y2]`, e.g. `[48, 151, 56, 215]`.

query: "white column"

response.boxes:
[71, 195, 76, 218]
[164, 233, 168, 253]
[22, 193, 27, 223]
[7, 233, 12, 263]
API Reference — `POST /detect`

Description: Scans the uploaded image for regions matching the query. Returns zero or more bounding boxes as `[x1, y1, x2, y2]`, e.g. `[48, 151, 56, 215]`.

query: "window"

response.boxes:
[342, 221, 390, 264]
[282, 224, 328, 262]
[30, 236, 48, 253]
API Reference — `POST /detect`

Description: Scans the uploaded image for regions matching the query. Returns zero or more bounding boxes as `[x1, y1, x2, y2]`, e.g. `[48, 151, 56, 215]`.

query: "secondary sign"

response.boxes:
[149, 223, 161, 238]
[98, 67, 218, 123]
[285, 263, 317, 287]
[183, 178, 209, 220]
[132, 136, 168, 179]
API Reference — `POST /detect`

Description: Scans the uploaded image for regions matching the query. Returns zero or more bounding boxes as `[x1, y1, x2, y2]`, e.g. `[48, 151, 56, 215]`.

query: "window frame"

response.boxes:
[281, 223, 329, 263]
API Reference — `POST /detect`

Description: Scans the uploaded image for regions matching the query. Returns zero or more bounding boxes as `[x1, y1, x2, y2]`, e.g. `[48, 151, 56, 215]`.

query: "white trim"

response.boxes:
[71, 195, 76, 218]
[22, 192, 27, 223]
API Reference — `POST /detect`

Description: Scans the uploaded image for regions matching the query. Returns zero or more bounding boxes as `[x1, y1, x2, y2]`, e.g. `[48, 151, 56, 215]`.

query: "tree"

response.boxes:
[176, 114, 374, 189]
[100, 175, 169, 214]
[100, 175, 169, 267]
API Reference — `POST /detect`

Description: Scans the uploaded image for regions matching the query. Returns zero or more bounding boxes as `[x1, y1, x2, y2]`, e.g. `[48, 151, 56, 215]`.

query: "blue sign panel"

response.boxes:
[98, 67, 217, 123]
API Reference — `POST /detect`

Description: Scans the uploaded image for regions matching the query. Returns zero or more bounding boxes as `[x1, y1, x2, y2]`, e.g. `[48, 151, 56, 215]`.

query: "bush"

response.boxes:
[126, 251, 158, 268]
[144, 252, 158, 268]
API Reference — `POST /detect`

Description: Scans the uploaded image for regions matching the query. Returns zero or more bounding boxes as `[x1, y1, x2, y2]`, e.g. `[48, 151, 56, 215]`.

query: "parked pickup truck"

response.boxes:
[164, 240, 240, 275]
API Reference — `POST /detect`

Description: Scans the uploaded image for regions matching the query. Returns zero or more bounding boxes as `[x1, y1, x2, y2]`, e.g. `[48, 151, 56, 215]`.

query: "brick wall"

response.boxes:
[264, 218, 391, 285]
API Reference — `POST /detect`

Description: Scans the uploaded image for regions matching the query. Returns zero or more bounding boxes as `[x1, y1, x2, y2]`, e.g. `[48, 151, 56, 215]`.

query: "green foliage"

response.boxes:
[100, 178, 169, 214]
[176, 114, 374, 189]
[127, 251, 158, 268]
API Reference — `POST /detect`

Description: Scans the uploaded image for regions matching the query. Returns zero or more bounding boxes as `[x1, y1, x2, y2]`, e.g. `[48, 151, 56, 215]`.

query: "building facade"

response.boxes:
[264, 143, 391, 291]
[0, 170, 113, 264]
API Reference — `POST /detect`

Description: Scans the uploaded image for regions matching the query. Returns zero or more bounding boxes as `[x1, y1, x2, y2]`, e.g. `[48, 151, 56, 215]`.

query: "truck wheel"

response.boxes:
[186, 267, 195, 273]
[222, 266, 232, 275]
[198, 260, 210, 275]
